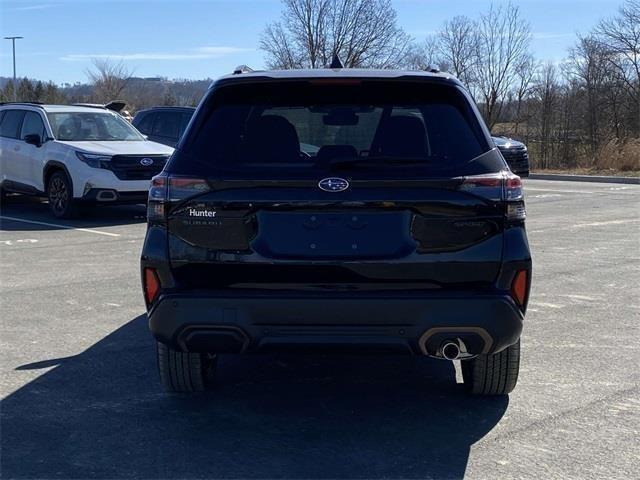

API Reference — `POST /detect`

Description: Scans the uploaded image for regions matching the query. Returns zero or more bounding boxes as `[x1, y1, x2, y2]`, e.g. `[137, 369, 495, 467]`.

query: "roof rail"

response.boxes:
[233, 65, 254, 75]
[0, 101, 45, 107]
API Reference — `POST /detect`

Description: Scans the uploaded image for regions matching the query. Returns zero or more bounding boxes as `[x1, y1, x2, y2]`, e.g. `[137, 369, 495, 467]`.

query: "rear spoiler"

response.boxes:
[72, 100, 127, 112]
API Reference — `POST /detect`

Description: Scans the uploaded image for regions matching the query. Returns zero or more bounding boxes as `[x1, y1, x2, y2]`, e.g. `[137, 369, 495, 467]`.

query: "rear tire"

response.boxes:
[462, 340, 520, 395]
[47, 171, 79, 219]
[156, 342, 217, 393]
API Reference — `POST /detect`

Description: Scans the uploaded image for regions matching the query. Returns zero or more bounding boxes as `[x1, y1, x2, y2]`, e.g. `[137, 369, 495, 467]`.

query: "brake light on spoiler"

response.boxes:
[457, 171, 526, 221]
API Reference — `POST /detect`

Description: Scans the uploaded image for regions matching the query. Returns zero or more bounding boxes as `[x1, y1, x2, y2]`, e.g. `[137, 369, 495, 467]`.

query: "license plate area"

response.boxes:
[252, 210, 417, 259]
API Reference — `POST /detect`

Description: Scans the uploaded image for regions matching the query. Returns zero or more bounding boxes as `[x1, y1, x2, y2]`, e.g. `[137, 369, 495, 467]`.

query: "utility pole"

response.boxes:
[4, 36, 23, 101]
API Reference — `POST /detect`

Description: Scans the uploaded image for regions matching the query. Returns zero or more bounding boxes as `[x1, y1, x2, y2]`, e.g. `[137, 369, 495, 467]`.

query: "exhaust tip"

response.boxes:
[441, 341, 461, 360]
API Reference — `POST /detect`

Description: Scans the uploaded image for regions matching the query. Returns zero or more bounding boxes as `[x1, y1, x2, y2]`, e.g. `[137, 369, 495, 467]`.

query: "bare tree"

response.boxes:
[513, 53, 536, 134]
[404, 35, 441, 71]
[594, 0, 640, 135]
[566, 35, 610, 154]
[86, 58, 134, 102]
[532, 62, 559, 168]
[437, 16, 478, 88]
[473, 3, 532, 128]
[260, 0, 411, 69]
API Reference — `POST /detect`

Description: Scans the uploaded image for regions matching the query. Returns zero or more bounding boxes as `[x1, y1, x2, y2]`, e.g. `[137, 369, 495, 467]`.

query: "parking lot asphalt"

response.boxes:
[1, 179, 639, 480]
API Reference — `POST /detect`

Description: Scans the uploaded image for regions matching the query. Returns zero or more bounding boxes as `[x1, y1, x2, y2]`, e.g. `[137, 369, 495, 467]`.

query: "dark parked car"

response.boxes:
[132, 106, 195, 147]
[493, 136, 529, 177]
[141, 68, 532, 396]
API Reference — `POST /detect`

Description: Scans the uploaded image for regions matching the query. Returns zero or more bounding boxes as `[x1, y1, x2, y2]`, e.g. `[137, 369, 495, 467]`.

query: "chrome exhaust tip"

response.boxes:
[440, 341, 461, 360]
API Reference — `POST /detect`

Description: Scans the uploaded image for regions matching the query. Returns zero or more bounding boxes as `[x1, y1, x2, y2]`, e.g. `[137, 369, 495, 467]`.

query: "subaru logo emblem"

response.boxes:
[140, 157, 154, 166]
[318, 177, 349, 192]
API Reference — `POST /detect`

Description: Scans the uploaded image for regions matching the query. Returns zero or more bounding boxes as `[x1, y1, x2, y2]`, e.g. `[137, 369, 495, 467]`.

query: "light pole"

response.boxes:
[4, 36, 23, 101]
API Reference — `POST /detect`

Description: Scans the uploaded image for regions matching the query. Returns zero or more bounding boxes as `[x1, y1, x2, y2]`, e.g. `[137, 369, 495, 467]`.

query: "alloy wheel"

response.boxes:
[49, 177, 68, 216]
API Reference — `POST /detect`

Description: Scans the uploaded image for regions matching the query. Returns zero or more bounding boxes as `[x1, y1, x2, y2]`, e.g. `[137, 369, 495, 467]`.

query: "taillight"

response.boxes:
[511, 270, 528, 307]
[504, 172, 526, 221]
[458, 172, 503, 200]
[168, 176, 210, 201]
[457, 171, 526, 221]
[143, 267, 161, 305]
[147, 174, 167, 222]
[147, 174, 210, 223]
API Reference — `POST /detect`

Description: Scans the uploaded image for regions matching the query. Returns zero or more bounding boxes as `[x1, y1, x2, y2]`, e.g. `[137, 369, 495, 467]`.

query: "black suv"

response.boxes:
[493, 136, 530, 177]
[141, 68, 531, 395]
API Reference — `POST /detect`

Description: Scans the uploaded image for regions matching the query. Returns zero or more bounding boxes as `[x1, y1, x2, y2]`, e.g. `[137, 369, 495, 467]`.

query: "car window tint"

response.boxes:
[152, 112, 180, 139]
[48, 112, 143, 141]
[136, 113, 155, 134]
[0, 110, 26, 139]
[179, 112, 192, 136]
[21, 112, 46, 140]
[177, 81, 491, 179]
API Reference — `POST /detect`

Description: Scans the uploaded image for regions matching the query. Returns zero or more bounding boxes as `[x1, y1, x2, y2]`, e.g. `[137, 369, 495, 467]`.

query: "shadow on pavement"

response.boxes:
[0, 194, 146, 231]
[1, 315, 508, 479]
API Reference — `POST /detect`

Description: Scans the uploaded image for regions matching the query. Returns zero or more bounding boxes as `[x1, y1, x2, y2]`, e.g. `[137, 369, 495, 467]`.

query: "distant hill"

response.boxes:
[0, 76, 213, 112]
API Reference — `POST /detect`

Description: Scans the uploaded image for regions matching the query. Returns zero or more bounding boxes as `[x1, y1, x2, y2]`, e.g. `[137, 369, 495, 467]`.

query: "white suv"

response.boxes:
[0, 103, 174, 218]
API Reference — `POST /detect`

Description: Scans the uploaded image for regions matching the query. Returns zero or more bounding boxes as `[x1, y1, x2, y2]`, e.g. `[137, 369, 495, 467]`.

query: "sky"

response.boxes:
[0, 0, 626, 85]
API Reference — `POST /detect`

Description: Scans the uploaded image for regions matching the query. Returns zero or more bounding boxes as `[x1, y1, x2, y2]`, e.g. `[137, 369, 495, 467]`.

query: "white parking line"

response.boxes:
[526, 187, 639, 195]
[526, 188, 595, 194]
[572, 219, 640, 228]
[0, 216, 121, 237]
[530, 194, 563, 198]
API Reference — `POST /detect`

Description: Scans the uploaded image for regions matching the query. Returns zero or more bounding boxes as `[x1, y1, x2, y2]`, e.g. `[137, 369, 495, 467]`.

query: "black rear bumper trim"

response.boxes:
[148, 292, 524, 355]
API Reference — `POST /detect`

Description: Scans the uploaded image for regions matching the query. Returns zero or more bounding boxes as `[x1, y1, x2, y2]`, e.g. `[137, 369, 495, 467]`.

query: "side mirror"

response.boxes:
[24, 134, 42, 148]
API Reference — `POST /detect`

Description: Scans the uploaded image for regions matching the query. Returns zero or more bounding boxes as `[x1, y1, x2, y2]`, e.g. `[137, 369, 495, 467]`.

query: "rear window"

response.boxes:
[174, 81, 493, 179]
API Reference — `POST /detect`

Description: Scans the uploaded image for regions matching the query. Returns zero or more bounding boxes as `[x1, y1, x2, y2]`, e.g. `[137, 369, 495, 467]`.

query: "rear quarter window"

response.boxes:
[21, 112, 46, 140]
[173, 80, 495, 179]
[0, 110, 26, 139]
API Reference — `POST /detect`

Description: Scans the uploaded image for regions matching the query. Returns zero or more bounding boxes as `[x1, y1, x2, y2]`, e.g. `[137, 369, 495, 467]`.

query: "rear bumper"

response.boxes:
[148, 291, 524, 356]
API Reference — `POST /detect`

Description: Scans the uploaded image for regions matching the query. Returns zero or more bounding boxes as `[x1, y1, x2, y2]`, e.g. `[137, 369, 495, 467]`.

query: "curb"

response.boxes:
[528, 173, 640, 185]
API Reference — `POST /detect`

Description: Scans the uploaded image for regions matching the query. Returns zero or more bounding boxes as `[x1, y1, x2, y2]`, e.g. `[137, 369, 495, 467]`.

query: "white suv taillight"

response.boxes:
[147, 174, 210, 223]
[457, 171, 526, 221]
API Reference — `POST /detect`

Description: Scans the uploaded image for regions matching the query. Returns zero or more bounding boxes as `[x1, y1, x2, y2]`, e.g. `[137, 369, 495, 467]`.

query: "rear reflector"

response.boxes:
[511, 270, 528, 307]
[143, 268, 161, 305]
